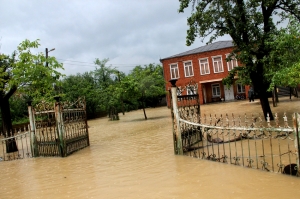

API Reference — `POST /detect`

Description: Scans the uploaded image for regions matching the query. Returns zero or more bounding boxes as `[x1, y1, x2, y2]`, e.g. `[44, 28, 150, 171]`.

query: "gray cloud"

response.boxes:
[1, 0, 229, 75]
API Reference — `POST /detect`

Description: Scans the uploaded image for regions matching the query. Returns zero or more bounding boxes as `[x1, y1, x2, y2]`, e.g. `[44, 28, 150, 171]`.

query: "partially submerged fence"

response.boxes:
[0, 97, 89, 161]
[0, 127, 32, 161]
[169, 79, 300, 176]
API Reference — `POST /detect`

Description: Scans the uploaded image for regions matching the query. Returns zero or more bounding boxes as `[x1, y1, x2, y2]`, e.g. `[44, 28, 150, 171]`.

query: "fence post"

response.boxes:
[27, 101, 38, 157]
[54, 97, 66, 157]
[169, 79, 183, 155]
[293, 113, 300, 175]
[83, 98, 90, 146]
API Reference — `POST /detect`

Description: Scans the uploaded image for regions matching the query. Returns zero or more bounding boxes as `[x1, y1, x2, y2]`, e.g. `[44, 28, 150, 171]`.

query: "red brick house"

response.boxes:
[160, 40, 250, 106]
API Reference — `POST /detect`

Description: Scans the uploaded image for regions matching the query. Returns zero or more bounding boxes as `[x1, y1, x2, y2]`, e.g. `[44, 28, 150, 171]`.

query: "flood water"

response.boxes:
[1, 97, 300, 199]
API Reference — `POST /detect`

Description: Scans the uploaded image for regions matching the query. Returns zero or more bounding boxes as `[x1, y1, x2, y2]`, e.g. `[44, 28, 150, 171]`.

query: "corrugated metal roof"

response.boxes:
[161, 40, 234, 61]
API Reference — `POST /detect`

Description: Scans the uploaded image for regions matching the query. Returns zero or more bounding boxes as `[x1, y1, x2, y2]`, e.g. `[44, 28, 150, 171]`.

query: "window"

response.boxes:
[183, 61, 194, 77]
[199, 58, 210, 75]
[170, 63, 179, 79]
[226, 54, 238, 71]
[237, 83, 245, 93]
[212, 56, 224, 73]
[212, 84, 221, 97]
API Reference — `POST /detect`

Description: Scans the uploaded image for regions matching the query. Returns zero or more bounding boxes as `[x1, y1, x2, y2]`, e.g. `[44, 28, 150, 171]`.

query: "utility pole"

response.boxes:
[118, 71, 125, 115]
[45, 48, 55, 67]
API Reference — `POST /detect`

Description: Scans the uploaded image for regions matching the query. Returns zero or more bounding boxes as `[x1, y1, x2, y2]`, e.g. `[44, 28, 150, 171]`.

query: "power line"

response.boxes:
[57, 58, 159, 68]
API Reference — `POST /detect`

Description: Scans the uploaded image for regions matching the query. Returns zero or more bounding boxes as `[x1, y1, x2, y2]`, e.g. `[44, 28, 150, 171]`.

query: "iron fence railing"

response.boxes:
[179, 114, 299, 176]
[0, 97, 90, 162]
[169, 79, 300, 177]
[0, 130, 32, 161]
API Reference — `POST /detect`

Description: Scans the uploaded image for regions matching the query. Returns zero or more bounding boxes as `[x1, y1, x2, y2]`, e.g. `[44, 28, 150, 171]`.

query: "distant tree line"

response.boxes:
[0, 57, 166, 129]
[59, 59, 166, 120]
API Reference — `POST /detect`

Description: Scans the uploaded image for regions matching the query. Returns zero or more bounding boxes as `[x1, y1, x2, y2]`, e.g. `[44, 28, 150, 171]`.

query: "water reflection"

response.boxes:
[1, 101, 300, 199]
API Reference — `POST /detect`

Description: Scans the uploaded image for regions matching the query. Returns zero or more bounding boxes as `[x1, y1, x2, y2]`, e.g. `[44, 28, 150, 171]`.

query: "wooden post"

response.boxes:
[293, 113, 300, 175]
[54, 97, 66, 157]
[169, 79, 183, 155]
[27, 101, 38, 157]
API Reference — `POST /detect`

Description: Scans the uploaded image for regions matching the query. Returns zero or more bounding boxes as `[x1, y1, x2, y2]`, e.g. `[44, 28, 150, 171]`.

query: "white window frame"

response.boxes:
[169, 63, 179, 79]
[237, 83, 245, 93]
[199, 58, 210, 75]
[212, 56, 224, 73]
[183, 61, 194, 77]
[212, 83, 221, 97]
[226, 54, 238, 71]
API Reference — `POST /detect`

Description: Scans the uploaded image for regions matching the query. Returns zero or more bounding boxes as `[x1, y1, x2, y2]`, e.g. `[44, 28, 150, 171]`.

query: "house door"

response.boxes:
[202, 85, 207, 103]
[224, 85, 235, 101]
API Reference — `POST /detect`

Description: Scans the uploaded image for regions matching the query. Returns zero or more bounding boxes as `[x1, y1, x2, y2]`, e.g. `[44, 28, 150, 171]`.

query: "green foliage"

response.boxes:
[93, 58, 120, 112]
[1, 39, 64, 102]
[265, 16, 300, 89]
[9, 95, 28, 124]
[1, 39, 64, 133]
[178, 0, 300, 119]
[61, 58, 124, 119]
[178, 0, 299, 46]
[179, 0, 300, 88]
[60, 60, 166, 120]
[122, 64, 166, 108]
[61, 72, 102, 118]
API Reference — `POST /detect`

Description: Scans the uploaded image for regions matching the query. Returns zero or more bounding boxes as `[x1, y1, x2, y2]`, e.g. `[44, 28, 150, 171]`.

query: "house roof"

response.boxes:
[160, 40, 234, 61]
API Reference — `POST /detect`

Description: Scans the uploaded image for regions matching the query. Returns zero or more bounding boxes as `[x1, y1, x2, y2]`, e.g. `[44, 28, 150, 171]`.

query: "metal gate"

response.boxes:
[28, 97, 89, 157]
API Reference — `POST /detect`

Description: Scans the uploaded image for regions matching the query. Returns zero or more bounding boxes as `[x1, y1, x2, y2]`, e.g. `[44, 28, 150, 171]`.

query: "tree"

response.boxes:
[265, 16, 300, 89]
[179, 0, 300, 120]
[93, 58, 121, 119]
[122, 64, 166, 120]
[61, 72, 101, 119]
[0, 39, 63, 152]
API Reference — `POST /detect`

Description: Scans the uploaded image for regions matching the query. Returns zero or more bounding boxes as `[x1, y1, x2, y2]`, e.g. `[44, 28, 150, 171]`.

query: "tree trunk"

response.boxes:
[250, 64, 274, 121]
[142, 105, 147, 120]
[0, 98, 18, 153]
[259, 91, 273, 120]
[142, 92, 147, 120]
[274, 85, 279, 103]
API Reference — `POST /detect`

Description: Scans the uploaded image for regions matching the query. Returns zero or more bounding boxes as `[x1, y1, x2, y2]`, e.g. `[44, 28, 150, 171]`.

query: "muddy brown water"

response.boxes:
[1, 97, 300, 199]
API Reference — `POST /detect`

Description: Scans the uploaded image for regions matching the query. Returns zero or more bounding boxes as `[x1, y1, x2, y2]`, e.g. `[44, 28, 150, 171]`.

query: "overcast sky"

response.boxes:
[1, 0, 230, 75]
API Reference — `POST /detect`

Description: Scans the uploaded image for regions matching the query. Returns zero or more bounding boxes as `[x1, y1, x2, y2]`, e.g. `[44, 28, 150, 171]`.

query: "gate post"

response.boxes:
[83, 98, 90, 146]
[170, 79, 183, 155]
[27, 101, 38, 157]
[54, 97, 66, 157]
[293, 113, 300, 175]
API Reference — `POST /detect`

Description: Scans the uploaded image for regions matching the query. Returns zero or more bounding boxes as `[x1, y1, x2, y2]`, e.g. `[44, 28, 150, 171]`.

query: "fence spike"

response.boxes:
[232, 113, 236, 126]
[267, 113, 271, 127]
[245, 113, 248, 127]
[226, 114, 229, 127]
[258, 114, 263, 128]
[220, 114, 224, 126]
[283, 112, 290, 128]
[275, 113, 279, 127]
